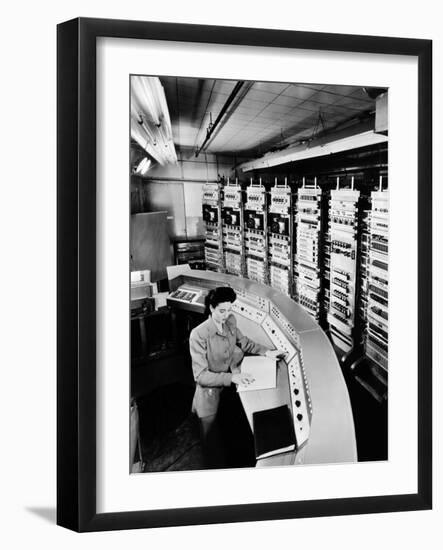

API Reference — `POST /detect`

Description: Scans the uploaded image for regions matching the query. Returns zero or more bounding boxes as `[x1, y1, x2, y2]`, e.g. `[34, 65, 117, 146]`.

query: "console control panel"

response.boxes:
[168, 287, 203, 303]
[167, 274, 312, 454]
[287, 354, 312, 448]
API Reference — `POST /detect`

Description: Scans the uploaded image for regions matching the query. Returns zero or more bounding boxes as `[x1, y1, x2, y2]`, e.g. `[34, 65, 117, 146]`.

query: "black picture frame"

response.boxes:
[57, 17, 432, 532]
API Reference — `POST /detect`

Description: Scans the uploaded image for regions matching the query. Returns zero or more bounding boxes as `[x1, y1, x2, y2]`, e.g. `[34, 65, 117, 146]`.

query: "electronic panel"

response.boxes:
[261, 316, 297, 362]
[244, 180, 268, 285]
[231, 299, 267, 325]
[357, 208, 371, 346]
[287, 354, 312, 448]
[365, 190, 388, 370]
[327, 186, 360, 353]
[295, 181, 323, 321]
[222, 179, 245, 276]
[268, 180, 293, 296]
[292, 190, 299, 302]
[269, 304, 300, 348]
[232, 287, 269, 312]
[320, 189, 331, 323]
[202, 182, 224, 271]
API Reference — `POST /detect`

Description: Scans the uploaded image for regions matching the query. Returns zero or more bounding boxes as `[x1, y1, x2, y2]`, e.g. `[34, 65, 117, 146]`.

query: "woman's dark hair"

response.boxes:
[204, 286, 237, 317]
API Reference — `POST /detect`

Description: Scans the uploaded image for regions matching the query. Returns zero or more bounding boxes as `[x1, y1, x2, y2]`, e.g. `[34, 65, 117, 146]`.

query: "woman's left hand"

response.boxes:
[265, 349, 286, 359]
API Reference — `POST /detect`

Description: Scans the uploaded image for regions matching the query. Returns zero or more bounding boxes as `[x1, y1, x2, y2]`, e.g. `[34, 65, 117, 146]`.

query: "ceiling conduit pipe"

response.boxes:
[195, 80, 245, 157]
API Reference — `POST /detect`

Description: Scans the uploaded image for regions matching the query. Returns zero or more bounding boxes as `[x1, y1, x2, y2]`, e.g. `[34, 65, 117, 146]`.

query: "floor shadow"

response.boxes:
[26, 507, 56, 524]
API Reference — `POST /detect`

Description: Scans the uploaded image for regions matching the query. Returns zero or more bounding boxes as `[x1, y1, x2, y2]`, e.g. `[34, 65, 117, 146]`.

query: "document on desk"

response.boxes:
[237, 356, 277, 392]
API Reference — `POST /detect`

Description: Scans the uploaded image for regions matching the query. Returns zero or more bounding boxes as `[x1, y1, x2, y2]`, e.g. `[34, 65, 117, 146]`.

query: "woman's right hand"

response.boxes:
[232, 372, 255, 386]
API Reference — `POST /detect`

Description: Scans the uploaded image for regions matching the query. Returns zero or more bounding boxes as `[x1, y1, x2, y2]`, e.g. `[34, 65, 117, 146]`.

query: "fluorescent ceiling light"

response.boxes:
[131, 76, 177, 166]
[134, 157, 152, 175]
[240, 131, 388, 172]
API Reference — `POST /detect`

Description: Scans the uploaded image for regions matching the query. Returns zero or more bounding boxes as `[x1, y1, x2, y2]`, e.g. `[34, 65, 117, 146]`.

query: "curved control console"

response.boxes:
[167, 269, 357, 466]
[230, 288, 312, 449]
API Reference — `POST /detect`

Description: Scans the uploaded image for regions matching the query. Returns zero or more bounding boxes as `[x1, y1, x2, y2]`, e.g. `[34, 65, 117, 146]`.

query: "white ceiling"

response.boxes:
[159, 77, 378, 157]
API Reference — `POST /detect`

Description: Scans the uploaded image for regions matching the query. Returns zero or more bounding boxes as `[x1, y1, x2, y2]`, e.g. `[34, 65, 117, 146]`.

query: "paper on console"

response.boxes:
[237, 355, 276, 392]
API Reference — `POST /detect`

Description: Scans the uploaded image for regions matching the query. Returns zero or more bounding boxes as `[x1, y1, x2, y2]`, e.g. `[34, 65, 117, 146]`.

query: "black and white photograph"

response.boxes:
[129, 75, 389, 474]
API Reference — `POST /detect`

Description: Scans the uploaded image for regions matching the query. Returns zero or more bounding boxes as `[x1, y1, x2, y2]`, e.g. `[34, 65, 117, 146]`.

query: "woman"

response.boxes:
[189, 286, 283, 467]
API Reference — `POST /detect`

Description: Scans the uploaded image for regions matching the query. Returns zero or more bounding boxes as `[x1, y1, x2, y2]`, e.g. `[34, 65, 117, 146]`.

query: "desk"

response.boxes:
[168, 270, 357, 466]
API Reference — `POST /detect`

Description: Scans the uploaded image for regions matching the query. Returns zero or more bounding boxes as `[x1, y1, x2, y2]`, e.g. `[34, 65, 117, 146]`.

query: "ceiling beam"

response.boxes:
[195, 80, 245, 157]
